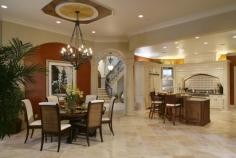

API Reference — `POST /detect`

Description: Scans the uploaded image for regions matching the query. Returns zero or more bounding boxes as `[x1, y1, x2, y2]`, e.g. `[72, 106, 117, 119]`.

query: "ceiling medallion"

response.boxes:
[42, 0, 112, 24]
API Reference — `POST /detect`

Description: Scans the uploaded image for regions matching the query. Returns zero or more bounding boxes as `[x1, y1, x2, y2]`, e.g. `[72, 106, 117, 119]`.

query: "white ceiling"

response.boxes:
[135, 30, 236, 59]
[1, 0, 236, 42]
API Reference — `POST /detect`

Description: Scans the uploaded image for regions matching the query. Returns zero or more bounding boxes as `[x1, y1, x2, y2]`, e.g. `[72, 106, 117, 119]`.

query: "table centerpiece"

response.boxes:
[65, 85, 84, 113]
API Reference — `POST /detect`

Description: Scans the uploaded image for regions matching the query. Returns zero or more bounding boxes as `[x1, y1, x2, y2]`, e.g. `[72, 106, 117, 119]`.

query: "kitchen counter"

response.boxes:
[184, 97, 210, 126]
[187, 97, 209, 102]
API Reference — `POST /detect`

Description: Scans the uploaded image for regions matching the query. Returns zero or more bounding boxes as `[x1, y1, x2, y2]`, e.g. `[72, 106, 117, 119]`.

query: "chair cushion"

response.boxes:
[166, 103, 181, 107]
[39, 102, 57, 106]
[61, 124, 71, 131]
[102, 117, 110, 122]
[152, 101, 162, 104]
[29, 120, 41, 126]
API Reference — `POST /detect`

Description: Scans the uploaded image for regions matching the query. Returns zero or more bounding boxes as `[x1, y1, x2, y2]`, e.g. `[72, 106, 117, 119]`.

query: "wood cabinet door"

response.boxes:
[186, 101, 200, 123]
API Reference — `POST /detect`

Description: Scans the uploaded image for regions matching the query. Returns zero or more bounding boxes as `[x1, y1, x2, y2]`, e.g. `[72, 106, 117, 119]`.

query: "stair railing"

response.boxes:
[105, 60, 124, 97]
[105, 79, 113, 97]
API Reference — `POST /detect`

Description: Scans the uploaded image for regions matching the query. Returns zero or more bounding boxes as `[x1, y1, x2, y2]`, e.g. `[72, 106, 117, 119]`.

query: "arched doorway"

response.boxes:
[92, 49, 127, 114]
[97, 55, 125, 103]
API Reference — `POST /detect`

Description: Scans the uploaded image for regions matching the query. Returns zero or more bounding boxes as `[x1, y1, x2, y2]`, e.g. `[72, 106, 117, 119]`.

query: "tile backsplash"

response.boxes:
[185, 74, 220, 90]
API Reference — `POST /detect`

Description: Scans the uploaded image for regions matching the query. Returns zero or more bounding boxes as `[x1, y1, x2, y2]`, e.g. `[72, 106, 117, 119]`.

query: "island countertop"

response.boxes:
[187, 97, 209, 102]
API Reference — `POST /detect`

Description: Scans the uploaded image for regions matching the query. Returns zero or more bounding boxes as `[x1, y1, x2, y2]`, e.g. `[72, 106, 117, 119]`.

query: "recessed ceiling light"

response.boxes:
[204, 42, 208, 45]
[1, 5, 7, 9]
[92, 30, 96, 34]
[194, 52, 199, 55]
[163, 46, 167, 49]
[174, 41, 179, 45]
[233, 35, 236, 39]
[138, 15, 144, 18]
[56, 21, 61, 24]
[195, 36, 200, 39]
[176, 46, 180, 49]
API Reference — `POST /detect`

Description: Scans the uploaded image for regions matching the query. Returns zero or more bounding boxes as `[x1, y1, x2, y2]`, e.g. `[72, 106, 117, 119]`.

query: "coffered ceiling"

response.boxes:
[1, 0, 236, 42]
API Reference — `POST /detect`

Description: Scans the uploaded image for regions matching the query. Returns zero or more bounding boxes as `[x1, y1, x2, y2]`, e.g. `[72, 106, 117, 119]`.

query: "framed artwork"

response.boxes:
[46, 60, 76, 96]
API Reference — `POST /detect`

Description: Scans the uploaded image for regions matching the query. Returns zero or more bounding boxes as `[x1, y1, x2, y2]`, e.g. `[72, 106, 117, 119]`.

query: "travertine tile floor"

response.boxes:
[1, 109, 236, 158]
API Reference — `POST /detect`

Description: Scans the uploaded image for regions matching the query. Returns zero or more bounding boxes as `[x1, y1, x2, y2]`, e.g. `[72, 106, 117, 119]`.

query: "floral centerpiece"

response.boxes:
[65, 85, 84, 112]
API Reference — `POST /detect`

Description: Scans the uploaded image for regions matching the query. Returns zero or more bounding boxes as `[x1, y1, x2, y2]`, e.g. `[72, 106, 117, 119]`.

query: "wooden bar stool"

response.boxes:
[149, 93, 163, 119]
[163, 94, 181, 125]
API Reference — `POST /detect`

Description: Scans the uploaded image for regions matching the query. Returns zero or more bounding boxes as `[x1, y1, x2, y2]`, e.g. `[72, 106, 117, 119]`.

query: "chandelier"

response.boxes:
[60, 11, 92, 70]
[107, 55, 114, 71]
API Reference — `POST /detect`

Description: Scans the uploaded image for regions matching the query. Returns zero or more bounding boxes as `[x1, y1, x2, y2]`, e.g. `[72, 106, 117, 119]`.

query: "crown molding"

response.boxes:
[128, 4, 236, 37]
[2, 17, 128, 43]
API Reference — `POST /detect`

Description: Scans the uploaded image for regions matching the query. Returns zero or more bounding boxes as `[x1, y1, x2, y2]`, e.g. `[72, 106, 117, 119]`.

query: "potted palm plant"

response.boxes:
[0, 38, 44, 139]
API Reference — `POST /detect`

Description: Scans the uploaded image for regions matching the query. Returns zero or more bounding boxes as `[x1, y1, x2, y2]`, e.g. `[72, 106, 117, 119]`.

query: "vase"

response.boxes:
[65, 100, 75, 113]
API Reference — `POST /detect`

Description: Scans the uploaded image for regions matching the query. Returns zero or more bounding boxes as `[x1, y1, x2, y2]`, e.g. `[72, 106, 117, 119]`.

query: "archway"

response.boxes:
[97, 55, 125, 102]
[92, 49, 127, 114]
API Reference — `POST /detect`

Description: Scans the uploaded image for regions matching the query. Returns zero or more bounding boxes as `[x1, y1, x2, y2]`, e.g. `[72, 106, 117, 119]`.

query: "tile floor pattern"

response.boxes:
[1, 109, 236, 158]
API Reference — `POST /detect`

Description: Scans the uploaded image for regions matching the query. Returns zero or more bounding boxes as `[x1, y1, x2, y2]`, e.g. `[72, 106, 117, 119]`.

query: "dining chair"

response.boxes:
[163, 94, 181, 125]
[73, 100, 104, 146]
[46, 96, 59, 104]
[39, 102, 72, 152]
[22, 99, 41, 143]
[149, 93, 163, 119]
[85, 95, 98, 104]
[102, 96, 116, 136]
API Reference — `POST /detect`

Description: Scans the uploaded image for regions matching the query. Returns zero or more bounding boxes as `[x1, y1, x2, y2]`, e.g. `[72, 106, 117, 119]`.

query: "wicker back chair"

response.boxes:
[87, 101, 104, 128]
[73, 100, 104, 146]
[39, 102, 71, 152]
[102, 96, 116, 135]
[40, 102, 60, 133]
[22, 99, 41, 143]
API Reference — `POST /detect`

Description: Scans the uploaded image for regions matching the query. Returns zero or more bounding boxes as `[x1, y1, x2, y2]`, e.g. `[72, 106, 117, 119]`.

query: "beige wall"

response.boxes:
[129, 10, 236, 51]
[2, 21, 70, 46]
[0, 20, 2, 44]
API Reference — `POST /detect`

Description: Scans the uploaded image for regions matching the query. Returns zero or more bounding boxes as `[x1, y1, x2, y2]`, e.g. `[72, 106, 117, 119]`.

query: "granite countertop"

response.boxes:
[187, 97, 209, 102]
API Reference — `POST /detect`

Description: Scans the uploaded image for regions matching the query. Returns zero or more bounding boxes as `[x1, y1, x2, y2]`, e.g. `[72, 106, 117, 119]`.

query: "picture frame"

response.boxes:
[46, 60, 77, 97]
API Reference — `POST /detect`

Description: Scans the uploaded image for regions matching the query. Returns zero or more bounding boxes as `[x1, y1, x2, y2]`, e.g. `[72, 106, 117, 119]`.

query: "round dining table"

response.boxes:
[60, 109, 87, 120]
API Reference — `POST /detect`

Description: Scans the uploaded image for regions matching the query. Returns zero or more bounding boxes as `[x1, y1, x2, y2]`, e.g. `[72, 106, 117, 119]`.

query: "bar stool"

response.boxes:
[163, 94, 181, 125]
[149, 93, 163, 119]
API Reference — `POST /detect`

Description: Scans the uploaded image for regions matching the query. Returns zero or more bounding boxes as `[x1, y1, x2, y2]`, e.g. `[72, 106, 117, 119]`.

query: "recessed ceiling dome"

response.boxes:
[42, 0, 112, 24]
[55, 2, 98, 21]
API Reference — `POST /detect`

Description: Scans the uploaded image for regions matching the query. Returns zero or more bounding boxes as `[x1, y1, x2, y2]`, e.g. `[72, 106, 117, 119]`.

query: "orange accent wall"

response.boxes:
[24, 42, 91, 115]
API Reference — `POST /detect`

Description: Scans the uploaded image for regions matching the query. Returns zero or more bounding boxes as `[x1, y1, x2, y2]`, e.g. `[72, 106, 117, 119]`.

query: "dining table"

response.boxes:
[60, 108, 87, 120]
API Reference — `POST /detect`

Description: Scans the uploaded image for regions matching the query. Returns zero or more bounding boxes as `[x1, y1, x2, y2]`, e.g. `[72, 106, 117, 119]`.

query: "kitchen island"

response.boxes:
[184, 97, 210, 126]
[159, 93, 210, 126]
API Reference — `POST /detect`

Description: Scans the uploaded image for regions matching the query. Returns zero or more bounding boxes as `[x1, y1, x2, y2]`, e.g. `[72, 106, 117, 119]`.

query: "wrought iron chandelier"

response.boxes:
[107, 55, 114, 71]
[60, 11, 92, 70]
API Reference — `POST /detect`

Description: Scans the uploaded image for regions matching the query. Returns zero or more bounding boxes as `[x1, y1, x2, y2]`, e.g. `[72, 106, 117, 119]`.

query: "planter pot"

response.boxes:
[10, 118, 22, 134]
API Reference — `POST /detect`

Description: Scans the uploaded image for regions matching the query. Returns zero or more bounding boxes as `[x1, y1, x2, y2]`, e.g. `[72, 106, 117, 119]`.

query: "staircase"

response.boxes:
[97, 88, 111, 103]
[105, 60, 124, 97]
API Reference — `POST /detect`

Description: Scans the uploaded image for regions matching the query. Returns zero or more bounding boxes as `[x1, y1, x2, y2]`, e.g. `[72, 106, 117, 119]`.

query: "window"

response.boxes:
[161, 67, 173, 92]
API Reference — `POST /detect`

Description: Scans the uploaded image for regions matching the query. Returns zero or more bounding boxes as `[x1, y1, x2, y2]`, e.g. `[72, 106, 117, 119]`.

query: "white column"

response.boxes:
[125, 57, 135, 115]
